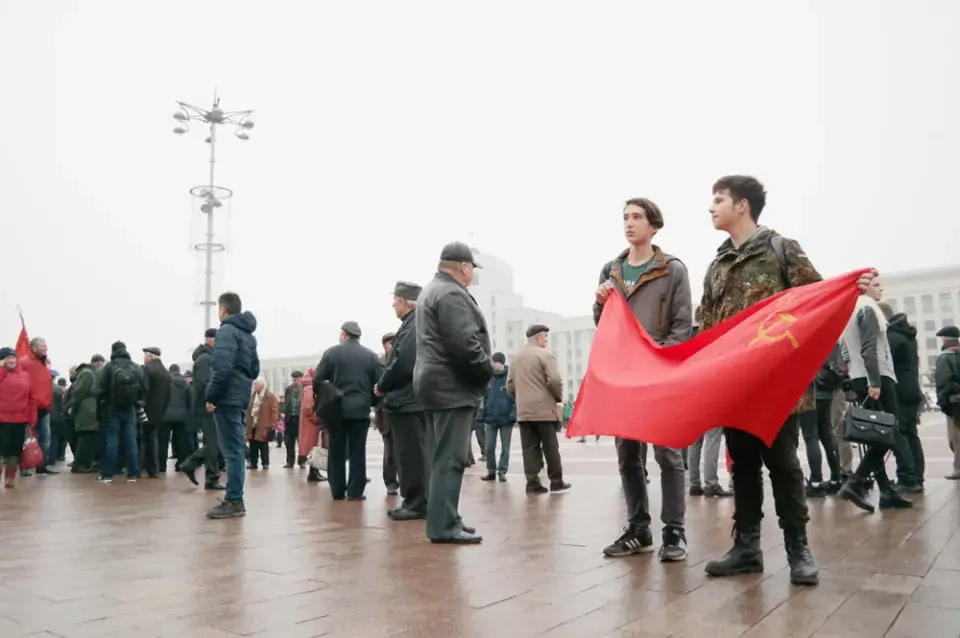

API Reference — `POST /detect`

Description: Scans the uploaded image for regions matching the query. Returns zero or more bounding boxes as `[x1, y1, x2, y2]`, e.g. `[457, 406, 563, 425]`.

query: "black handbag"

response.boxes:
[842, 399, 897, 446]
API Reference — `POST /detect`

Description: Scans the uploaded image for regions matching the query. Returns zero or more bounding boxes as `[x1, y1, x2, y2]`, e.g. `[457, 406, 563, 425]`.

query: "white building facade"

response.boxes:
[879, 265, 960, 380]
[469, 248, 595, 402]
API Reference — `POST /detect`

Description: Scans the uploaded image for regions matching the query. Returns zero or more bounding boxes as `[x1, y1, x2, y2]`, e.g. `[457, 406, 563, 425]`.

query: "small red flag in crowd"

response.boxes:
[566, 269, 868, 448]
[15, 312, 30, 358]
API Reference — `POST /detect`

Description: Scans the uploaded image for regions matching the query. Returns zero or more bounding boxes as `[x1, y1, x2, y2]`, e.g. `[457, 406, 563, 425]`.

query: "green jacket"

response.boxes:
[71, 364, 100, 432]
[697, 226, 822, 414]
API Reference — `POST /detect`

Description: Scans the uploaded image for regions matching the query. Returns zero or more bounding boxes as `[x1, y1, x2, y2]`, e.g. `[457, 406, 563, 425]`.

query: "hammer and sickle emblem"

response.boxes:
[748, 311, 800, 348]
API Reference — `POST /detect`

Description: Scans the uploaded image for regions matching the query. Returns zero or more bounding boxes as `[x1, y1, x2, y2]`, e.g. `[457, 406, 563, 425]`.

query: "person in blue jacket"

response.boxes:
[478, 352, 517, 482]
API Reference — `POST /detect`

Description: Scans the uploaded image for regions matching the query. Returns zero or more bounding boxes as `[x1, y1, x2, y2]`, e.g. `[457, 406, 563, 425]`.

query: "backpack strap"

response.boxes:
[769, 234, 792, 290]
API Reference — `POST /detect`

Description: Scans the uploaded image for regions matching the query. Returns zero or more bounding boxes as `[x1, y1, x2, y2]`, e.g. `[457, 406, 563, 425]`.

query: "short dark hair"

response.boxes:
[623, 198, 664, 230]
[218, 292, 242, 316]
[712, 175, 767, 221]
[169, 364, 181, 374]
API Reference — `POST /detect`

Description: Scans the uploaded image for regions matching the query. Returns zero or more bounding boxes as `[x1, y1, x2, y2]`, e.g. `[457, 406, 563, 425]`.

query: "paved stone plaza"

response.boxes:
[1, 420, 959, 637]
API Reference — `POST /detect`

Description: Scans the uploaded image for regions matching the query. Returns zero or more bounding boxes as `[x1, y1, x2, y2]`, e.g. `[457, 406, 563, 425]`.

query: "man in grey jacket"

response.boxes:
[593, 197, 693, 563]
[414, 242, 493, 544]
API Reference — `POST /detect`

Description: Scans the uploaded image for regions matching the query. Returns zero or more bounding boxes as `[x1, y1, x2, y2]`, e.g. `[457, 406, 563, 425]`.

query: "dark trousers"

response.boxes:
[183, 413, 221, 485]
[381, 430, 400, 490]
[425, 406, 473, 540]
[328, 418, 370, 499]
[157, 422, 192, 472]
[284, 416, 301, 466]
[392, 411, 429, 514]
[725, 413, 808, 531]
[518, 421, 564, 486]
[139, 421, 160, 477]
[248, 440, 270, 468]
[65, 418, 77, 459]
[72, 431, 97, 472]
[851, 377, 915, 486]
[50, 420, 67, 462]
[803, 400, 843, 483]
[897, 401, 924, 485]
[102, 408, 139, 479]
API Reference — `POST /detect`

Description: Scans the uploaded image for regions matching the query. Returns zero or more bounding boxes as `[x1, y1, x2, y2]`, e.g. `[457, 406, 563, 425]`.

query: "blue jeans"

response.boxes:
[215, 406, 246, 503]
[484, 424, 513, 473]
[35, 411, 51, 466]
[101, 408, 139, 479]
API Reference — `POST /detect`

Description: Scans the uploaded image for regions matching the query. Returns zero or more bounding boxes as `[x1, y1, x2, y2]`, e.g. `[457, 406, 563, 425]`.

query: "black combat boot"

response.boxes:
[877, 475, 913, 510]
[705, 524, 763, 577]
[783, 528, 819, 586]
[839, 476, 875, 513]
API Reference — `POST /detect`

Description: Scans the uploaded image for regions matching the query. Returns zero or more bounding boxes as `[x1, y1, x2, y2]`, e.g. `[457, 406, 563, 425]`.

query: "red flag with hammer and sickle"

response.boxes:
[565, 269, 868, 448]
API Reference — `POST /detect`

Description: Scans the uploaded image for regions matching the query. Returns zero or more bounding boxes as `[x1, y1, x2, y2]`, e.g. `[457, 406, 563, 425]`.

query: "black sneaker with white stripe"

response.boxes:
[603, 526, 654, 557]
[658, 526, 689, 562]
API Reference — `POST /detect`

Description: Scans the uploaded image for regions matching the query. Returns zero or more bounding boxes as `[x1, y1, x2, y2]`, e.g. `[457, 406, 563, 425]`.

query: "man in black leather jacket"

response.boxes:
[377, 281, 429, 521]
[414, 242, 493, 544]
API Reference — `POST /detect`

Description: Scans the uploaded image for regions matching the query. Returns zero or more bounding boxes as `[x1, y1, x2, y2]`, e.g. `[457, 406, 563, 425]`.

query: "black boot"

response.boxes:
[839, 476, 875, 513]
[784, 529, 819, 586]
[705, 524, 763, 577]
[877, 475, 913, 509]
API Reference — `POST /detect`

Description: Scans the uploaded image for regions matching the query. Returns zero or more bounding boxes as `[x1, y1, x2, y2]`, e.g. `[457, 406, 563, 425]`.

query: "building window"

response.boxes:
[507, 339, 514, 350]
[921, 295, 933, 314]
[945, 318, 956, 329]
[940, 293, 953, 313]
[888, 299, 898, 313]
[927, 338, 938, 350]
[928, 355, 939, 370]
[925, 320, 936, 332]
[904, 296, 916, 314]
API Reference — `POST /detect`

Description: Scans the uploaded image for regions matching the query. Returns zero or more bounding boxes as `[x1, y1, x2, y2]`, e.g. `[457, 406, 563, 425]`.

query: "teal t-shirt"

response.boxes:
[621, 256, 655, 291]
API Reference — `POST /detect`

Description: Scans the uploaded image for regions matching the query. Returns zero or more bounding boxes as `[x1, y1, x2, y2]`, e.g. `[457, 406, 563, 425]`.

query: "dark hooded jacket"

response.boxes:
[191, 343, 214, 416]
[886, 312, 924, 406]
[206, 311, 260, 409]
[96, 348, 146, 414]
[477, 366, 516, 427]
[142, 358, 171, 425]
[70, 363, 100, 432]
[163, 372, 192, 423]
[377, 308, 421, 414]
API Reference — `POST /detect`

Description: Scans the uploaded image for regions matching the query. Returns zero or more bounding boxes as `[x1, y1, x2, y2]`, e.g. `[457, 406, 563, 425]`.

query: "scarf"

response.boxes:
[855, 295, 887, 332]
[251, 389, 265, 422]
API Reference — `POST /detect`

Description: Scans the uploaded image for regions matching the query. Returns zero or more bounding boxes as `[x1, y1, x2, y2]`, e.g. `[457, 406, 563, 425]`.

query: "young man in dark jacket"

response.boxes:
[180, 328, 224, 490]
[882, 304, 925, 490]
[205, 293, 259, 519]
[160, 363, 193, 472]
[477, 352, 516, 482]
[936, 326, 960, 479]
[96, 341, 146, 483]
[593, 198, 692, 563]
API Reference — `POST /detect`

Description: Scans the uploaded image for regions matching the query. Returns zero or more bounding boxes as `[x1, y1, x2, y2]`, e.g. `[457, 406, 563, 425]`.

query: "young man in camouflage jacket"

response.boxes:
[697, 175, 875, 587]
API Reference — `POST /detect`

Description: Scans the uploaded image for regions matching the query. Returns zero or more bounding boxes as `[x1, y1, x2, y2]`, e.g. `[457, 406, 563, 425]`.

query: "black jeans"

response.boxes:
[851, 377, 915, 486]
[518, 421, 564, 486]
[157, 422, 192, 471]
[725, 414, 808, 531]
[50, 420, 67, 461]
[284, 416, 300, 466]
[248, 440, 270, 468]
[328, 418, 370, 499]
[183, 413, 221, 485]
[803, 401, 842, 483]
[897, 401, 924, 485]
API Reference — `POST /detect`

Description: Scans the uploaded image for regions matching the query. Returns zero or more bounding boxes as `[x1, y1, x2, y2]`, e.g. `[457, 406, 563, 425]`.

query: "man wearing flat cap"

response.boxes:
[283, 370, 306, 467]
[141, 346, 170, 477]
[415, 243, 492, 544]
[507, 324, 570, 494]
[377, 281, 432, 521]
[315, 321, 383, 501]
[936, 325, 960, 479]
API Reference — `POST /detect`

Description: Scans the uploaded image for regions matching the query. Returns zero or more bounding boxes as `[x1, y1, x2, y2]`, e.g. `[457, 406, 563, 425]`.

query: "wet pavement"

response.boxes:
[1, 416, 959, 637]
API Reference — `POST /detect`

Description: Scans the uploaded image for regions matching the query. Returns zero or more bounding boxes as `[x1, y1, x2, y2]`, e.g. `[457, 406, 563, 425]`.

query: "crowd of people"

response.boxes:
[3, 174, 960, 592]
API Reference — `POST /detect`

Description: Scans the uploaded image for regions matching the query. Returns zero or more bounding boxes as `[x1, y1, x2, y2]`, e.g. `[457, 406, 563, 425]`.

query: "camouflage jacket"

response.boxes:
[696, 226, 822, 414]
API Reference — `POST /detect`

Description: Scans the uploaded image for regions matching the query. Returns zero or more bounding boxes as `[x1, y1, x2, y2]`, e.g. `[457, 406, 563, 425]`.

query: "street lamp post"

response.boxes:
[173, 95, 255, 331]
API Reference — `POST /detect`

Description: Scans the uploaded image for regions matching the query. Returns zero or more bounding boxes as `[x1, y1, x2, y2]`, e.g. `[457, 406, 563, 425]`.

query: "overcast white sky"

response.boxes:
[2, 1, 958, 371]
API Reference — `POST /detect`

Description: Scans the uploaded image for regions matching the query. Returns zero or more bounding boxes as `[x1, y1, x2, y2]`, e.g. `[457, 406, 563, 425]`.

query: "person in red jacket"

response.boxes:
[0, 346, 37, 488]
[18, 337, 58, 475]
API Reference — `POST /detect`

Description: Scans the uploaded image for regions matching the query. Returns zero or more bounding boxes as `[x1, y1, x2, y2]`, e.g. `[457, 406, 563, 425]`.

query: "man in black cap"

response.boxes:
[283, 370, 306, 466]
[315, 321, 383, 501]
[507, 324, 570, 494]
[415, 242, 492, 544]
[938, 326, 960, 347]
[377, 281, 431, 520]
[936, 325, 960, 479]
[180, 328, 225, 491]
[140, 347, 170, 478]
